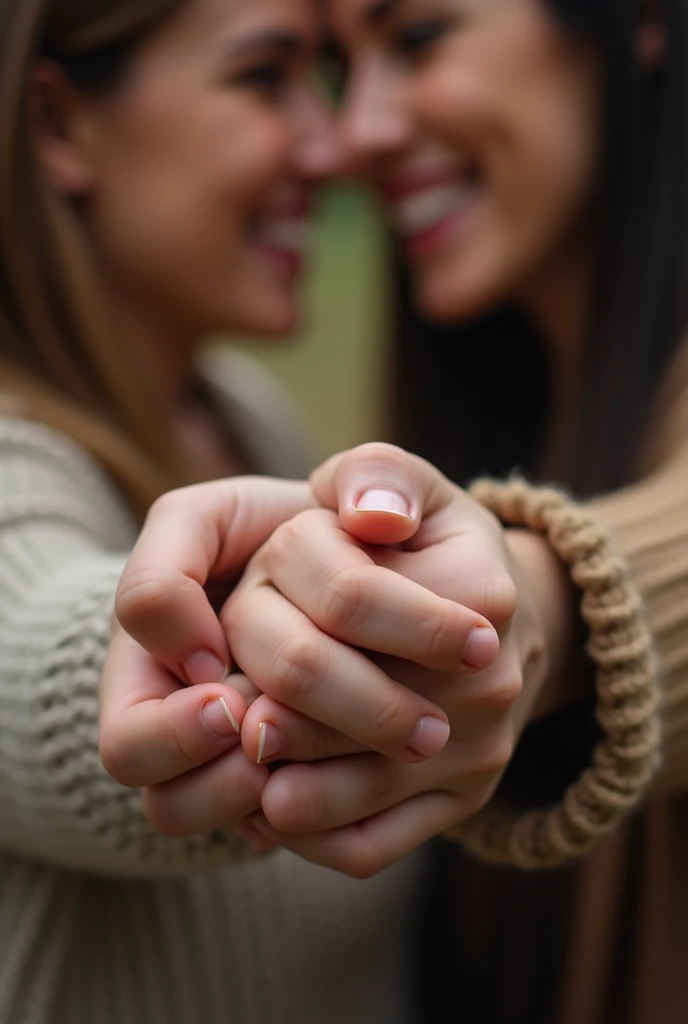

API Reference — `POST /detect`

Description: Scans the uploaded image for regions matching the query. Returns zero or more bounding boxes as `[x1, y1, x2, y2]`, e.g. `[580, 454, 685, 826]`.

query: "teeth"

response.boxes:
[393, 185, 474, 237]
[253, 220, 311, 254]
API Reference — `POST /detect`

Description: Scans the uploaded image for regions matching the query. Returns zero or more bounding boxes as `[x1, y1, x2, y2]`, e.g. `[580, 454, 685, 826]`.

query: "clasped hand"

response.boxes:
[100, 444, 552, 878]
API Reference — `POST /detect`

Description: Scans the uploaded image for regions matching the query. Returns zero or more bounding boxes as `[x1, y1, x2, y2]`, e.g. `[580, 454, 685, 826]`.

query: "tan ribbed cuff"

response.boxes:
[446, 478, 663, 870]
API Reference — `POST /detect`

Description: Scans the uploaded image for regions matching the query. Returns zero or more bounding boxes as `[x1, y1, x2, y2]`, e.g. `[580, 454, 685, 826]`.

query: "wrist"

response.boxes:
[505, 528, 586, 724]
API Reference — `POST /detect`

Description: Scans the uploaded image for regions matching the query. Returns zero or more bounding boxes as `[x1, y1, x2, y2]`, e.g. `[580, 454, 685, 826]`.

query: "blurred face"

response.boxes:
[79, 0, 338, 339]
[329, 0, 600, 322]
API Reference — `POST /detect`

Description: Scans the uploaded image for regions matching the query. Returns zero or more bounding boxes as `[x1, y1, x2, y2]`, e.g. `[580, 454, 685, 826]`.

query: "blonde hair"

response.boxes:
[0, 0, 187, 517]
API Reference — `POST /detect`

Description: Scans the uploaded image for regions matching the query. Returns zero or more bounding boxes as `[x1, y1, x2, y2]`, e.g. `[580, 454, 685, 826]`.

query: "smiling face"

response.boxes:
[70, 0, 338, 341]
[328, 0, 600, 323]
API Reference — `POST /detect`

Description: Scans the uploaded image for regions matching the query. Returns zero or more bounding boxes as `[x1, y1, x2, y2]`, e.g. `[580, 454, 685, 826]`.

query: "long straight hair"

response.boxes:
[392, 0, 688, 497]
[0, 0, 187, 515]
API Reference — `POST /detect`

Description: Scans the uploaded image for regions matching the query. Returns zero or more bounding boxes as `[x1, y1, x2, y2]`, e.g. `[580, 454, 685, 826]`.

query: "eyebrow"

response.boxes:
[229, 30, 306, 59]
[365, 0, 402, 26]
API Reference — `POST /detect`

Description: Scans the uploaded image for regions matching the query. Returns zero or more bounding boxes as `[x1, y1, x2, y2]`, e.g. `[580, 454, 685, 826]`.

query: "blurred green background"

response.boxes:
[236, 187, 391, 458]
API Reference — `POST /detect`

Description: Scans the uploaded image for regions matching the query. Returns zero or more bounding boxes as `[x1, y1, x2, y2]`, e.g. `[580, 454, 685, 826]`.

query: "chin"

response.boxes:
[235, 297, 302, 340]
[415, 261, 505, 325]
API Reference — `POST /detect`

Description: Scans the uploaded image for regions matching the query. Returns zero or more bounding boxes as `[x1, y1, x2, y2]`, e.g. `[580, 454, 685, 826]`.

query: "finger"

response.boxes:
[262, 511, 499, 672]
[241, 693, 363, 764]
[224, 583, 451, 761]
[261, 754, 448, 833]
[310, 442, 456, 546]
[116, 478, 312, 685]
[372, 544, 519, 630]
[372, 652, 524, 728]
[249, 792, 465, 878]
[226, 673, 263, 708]
[233, 818, 279, 854]
[99, 628, 247, 787]
[143, 747, 269, 838]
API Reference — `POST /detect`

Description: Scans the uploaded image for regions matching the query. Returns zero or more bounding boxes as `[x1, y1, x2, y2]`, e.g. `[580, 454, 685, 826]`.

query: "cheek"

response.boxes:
[87, 107, 291, 277]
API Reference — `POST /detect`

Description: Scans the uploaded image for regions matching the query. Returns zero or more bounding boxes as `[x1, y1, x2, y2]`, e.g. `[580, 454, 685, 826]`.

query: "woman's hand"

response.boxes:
[229, 445, 577, 874]
[99, 477, 315, 841]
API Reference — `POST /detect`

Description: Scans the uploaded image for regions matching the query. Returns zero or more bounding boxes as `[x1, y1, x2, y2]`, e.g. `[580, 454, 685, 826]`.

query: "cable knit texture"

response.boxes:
[448, 480, 662, 869]
[2, 341, 688, 1023]
[0, 410, 423, 1024]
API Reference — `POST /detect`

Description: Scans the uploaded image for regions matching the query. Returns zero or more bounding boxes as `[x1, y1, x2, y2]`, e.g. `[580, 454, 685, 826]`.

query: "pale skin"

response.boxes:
[98, 0, 664, 875]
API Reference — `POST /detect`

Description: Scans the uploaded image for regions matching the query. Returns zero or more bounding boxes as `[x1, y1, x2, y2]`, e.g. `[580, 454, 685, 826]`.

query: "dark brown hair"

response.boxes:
[392, 0, 688, 497]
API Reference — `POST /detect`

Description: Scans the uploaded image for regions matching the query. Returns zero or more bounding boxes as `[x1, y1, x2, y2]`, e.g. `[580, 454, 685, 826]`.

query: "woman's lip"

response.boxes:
[402, 203, 475, 260]
[252, 240, 305, 280]
[378, 172, 467, 203]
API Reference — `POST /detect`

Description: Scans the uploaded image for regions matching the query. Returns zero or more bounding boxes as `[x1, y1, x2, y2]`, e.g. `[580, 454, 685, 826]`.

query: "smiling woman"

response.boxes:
[0, 1, 434, 1023]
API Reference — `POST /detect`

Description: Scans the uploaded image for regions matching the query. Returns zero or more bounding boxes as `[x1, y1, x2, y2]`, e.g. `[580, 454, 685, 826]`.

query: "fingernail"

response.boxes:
[354, 488, 411, 518]
[407, 716, 451, 759]
[257, 721, 282, 764]
[202, 697, 240, 738]
[184, 651, 228, 687]
[462, 625, 499, 670]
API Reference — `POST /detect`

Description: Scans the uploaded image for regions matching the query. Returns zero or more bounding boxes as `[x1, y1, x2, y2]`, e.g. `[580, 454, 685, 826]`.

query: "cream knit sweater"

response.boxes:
[2, 341, 687, 1023]
[0, 414, 425, 1024]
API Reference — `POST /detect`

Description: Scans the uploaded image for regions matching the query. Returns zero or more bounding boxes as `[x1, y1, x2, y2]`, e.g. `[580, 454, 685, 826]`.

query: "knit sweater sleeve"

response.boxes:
[446, 390, 688, 869]
[0, 418, 254, 879]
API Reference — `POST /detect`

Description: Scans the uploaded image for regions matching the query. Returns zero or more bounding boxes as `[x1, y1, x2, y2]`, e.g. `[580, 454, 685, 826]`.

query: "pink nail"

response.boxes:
[201, 698, 240, 738]
[407, 716, 451, 759]
[462, 625, 499, 670]
[183, 651, 228, 686]
[257, 722, 282, 764]
[354, 488, 411, 517]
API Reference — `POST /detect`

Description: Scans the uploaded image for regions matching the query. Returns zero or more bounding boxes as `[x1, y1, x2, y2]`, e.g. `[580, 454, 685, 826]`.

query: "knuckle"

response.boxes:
[418, 605, 454, 664]
[218, 757, 266, 818]
[115, 570, 182, 632]
[266, 633, 330, 704]
[311, 723, 341, 761]
[483, 573, 516, 626]
[161, 713, 200, 770]
[145, 488, 184, 523]
[318, 565, 366, 634]
[481, 571, 518, 626]
[142, 789, 187, 838]
[473, 731, 515, 777]
[268, 778, 328, 832]
[365, 691, 408, 749]
[475, 671, 523, 715]
[350, 441, 405, 467]
[263, 516, 302, 567]
[99, 728, 135, 787]
[339, 833, 386, 880]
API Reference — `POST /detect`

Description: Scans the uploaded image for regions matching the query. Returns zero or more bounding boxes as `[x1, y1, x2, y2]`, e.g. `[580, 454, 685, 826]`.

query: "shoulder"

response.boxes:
[0, 415, 137, 548]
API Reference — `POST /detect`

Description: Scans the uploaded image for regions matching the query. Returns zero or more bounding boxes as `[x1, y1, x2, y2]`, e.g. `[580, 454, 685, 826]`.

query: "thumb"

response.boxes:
[116, 477, 313, 686]
[310, 442, 456, 546]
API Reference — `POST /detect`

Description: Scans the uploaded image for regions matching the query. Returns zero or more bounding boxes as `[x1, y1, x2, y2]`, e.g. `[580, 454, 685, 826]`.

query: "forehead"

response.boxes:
[163, 0, 320, 45]
[324, 0, 411, 38]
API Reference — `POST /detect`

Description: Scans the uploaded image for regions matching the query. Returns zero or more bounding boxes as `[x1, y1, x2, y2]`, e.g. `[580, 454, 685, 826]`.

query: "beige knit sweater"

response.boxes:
[0, 359, 425, 1024]
[1, 345, 687, 1024]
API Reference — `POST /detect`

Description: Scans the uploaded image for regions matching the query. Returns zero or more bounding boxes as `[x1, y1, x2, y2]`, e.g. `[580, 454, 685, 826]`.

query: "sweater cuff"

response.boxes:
[445, 478, 662, 870]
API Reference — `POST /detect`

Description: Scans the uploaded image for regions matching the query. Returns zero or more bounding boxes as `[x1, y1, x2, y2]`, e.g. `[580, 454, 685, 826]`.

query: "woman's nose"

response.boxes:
[337, 68, 411, 174]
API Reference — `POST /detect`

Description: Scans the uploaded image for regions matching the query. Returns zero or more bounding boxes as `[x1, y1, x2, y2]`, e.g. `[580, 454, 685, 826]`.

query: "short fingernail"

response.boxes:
[354, 488, 411, 518]
[202, 697, 240, 738]
[407, 716, 451, 759]
[184, 651, 228, 687]
[257, 721, 282, 764]
[462, 625, 499, 670]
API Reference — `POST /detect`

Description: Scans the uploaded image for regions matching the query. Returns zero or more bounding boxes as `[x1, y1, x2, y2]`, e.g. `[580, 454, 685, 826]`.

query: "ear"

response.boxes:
[30, 61, 96, 196]
[636, 0, 667, 71]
